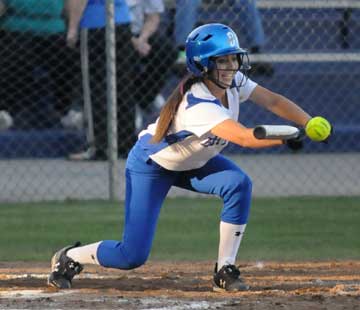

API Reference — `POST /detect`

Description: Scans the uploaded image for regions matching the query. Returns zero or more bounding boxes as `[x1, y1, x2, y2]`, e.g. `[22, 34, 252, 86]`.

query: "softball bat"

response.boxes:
[254, 125, 300, 140]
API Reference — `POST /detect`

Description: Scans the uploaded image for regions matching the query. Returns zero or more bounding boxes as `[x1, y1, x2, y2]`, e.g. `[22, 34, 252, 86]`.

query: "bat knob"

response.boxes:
[253, 126, 266, 139]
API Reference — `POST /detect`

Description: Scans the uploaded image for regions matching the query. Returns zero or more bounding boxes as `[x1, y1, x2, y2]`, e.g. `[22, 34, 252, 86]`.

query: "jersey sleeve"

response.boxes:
[235, 72, 258, 103]
[182, 102, 231, 137]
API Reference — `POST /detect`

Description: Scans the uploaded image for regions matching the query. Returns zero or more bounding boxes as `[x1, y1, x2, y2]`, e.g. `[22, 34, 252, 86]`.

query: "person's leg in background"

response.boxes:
[239, 0, 265, 53]
[115, 24, 137, 157]
[236, 0, 274, 76]
[67, 27, 106, 160]
[49, 34, 82, 129]
[85, 27, 107, 159]
[70, 28, 107, 160]
[174, 0, 201, 64]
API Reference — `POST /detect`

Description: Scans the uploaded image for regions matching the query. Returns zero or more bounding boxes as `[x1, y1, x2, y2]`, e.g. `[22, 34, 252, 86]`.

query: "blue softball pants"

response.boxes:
[97, 145, 252, 269]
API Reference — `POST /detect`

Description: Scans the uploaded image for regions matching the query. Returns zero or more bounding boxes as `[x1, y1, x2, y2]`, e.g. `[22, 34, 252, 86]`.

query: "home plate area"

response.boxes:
[0, 261, 359, 309]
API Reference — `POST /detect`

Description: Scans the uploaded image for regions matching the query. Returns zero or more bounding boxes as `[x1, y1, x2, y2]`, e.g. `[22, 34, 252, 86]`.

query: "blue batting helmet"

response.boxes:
[185, 23, 247, 77]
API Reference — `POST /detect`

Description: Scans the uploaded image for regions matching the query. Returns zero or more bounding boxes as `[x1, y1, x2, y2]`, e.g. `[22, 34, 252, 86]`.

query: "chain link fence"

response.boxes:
[0, 0, 359, 202]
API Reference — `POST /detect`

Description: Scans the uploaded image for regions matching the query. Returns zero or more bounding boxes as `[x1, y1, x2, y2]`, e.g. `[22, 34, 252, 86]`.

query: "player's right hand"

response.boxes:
[284, 128, 305, 151]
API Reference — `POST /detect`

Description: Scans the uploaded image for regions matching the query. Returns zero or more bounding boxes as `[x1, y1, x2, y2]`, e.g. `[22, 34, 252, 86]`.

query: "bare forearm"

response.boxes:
[139, 13, 160, 42]
[211, 119, 283, 148]
[65, 0, 88, 32]
[269, 94, 311, 127]
[250, 85, 311, 127]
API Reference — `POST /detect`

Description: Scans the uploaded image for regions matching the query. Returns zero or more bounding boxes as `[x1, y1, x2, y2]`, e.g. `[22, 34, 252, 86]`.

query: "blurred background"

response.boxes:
[0, 0, 359, 202]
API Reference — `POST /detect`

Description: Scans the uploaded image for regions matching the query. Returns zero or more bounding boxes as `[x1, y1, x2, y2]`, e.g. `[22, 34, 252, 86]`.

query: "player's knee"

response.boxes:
[124, 253, 149, 270]
[241, 174, 252, 194]
[97, 240, 151, 270]
[220, 173, 252, 224]
[224, 172, 252, 196]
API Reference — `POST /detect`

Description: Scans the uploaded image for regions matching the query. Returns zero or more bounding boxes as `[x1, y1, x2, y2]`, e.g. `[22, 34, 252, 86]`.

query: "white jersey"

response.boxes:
[137, 72, 257, 171]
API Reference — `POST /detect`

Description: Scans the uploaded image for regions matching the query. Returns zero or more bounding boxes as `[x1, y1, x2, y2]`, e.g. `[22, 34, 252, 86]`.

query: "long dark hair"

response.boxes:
[151, 75, 203, 143]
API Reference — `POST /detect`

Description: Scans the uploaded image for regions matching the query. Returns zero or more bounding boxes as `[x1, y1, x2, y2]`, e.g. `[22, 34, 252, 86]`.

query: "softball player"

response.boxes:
[48, 23, 316, 291]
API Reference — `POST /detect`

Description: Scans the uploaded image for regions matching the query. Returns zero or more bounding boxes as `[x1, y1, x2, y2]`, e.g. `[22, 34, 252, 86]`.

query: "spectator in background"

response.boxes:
[127, 0, 177, 130]
[65, 0, 137, 160]
[0, 0, 77, 129]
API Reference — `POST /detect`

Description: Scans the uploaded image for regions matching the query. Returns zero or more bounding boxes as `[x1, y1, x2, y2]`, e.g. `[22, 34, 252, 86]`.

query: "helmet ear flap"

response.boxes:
[187, 58, 205, 76]
[195, 57, 215, 75]
[192, 59, 210, 76]
[194, 60, 204, 73]
[207, 58, 216, 72]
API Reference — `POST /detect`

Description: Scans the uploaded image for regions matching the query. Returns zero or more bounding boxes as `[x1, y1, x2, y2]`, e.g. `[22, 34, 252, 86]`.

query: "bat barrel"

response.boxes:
[253, 125, 300, 140]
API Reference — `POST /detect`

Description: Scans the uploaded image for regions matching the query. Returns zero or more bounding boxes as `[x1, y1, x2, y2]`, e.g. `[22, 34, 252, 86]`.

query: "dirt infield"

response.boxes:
[0, 261, 359, 309]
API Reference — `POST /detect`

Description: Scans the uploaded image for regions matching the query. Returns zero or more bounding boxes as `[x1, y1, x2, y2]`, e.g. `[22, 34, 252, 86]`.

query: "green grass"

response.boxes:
[0, 197, 359, 261]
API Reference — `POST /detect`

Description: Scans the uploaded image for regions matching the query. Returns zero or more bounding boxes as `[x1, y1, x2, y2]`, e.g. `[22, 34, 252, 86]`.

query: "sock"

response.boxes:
[217, 222, 247, 270]
[66, 241, 102, 265]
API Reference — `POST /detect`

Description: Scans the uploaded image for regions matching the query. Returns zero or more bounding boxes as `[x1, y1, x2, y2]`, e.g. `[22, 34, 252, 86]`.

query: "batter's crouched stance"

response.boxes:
[48, 23, 316, 291]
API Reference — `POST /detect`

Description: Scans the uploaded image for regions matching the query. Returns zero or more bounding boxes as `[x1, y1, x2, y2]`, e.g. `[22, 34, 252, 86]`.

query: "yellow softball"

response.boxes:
[305, 116, 332, 142]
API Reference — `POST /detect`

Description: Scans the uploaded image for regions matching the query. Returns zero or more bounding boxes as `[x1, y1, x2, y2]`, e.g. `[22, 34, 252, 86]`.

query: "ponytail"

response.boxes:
[151, 75, 202, 143]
